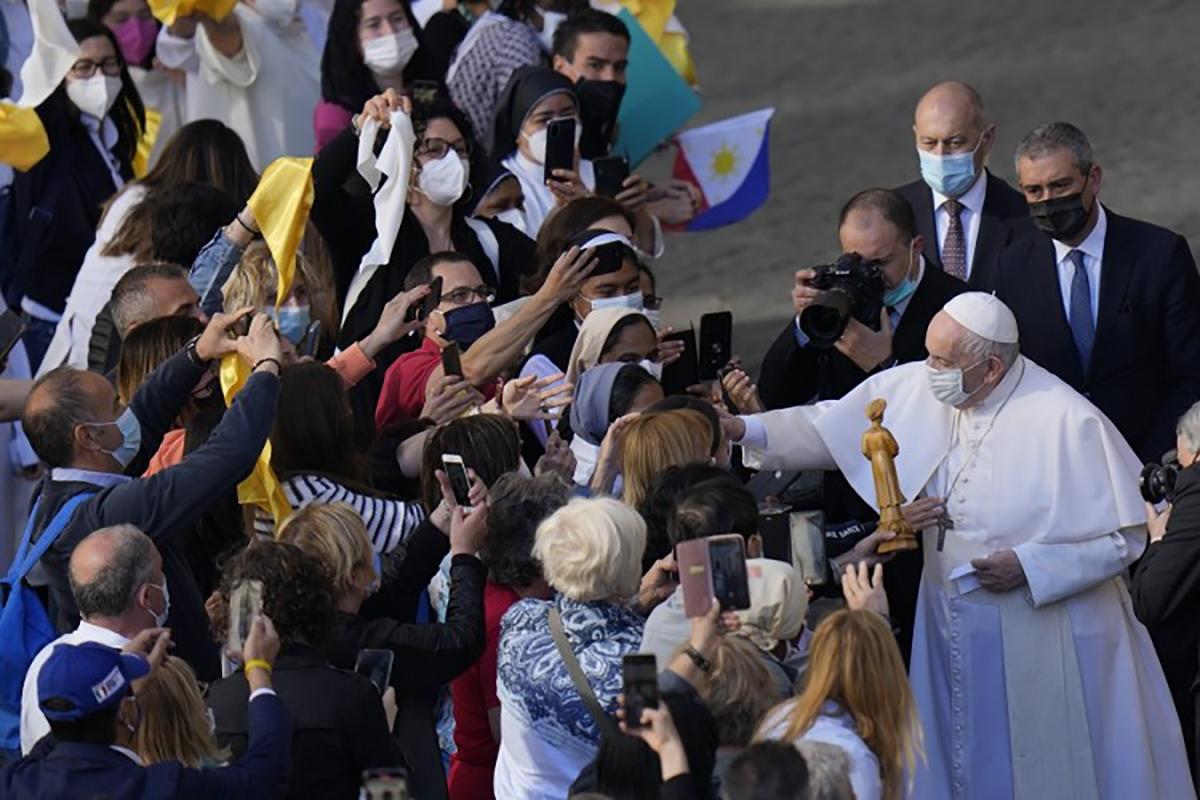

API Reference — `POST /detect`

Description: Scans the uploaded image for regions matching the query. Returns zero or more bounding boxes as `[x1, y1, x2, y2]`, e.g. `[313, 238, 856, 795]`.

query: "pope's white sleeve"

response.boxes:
[1013, 525, 1144, 608]
[739, 405, 838, 472]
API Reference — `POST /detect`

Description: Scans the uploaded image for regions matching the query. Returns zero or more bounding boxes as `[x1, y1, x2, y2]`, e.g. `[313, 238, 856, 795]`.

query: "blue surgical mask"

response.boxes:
[441, 301, 496, 349]
[917, 140, 980, 198]
[588, 292, 644, 313]
[266, 305, 311, 345]
[882, 249, 918, 307]
[87, 407, 142, 468]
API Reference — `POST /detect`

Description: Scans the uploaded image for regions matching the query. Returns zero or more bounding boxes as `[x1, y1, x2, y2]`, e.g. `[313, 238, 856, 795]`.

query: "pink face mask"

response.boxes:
[112, 16, 158, 66]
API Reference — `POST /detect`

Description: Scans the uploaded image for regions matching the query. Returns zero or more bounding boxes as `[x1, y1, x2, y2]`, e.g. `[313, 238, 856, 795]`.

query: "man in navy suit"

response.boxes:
[1, 617, 291, 800]
[994, 121, 1200, 461]
[895, 81, 1032, 290]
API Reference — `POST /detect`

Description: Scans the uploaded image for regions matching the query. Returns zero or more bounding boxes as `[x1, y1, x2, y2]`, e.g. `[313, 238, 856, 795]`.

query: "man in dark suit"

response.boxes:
[994, 121, 1200, 461]
[895, 81, 1031, 290]
[2, 621, 291, 799]
[758, 188, 966, 661]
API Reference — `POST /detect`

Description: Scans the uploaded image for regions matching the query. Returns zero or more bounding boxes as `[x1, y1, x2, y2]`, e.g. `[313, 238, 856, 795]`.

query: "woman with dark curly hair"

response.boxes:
[205, 540, 404, 800]
[448, 472, 569, 800]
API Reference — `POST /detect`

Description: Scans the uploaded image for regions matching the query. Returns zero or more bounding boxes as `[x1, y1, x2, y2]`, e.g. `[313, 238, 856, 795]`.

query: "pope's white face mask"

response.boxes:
[362, 29, 418, 77]
[495, 207, 527, 234]
[66, 75, 121, 119]
[926, 359, 986, 407]
[521, 117, 581, 165]
[252, 0, 297, 26]
[417, 151, 469, 207]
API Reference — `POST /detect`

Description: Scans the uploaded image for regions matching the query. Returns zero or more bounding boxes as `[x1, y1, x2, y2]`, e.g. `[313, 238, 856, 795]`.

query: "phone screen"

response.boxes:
[622, 654, 659, 729]
[228, 579, 263, 653]
[441, 342, 463, 377]
[594, 155, 630, 198]
[354, 649, 395, 694]
[699, 311, 733, 381]
[0, 310, 26, 362]
[543, 117, 577, 185]
[442, 455, 472, 508]
[708, 538, 751, 611]
[659, 328, 698, 396]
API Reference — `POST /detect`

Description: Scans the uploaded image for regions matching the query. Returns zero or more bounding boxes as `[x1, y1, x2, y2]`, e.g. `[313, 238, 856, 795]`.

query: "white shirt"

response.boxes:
[21, 621, 130, 754]
[931, 170, 987, 278]
[1052, 203, 1107, 326]
[760, 701, 882, 800]
[79, 114, 126, 192]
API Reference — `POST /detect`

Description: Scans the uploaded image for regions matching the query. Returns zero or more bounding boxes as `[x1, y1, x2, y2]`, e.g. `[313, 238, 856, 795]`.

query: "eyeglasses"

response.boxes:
[443, 285, 495, 306]
[70, 58, 122, 79]
[417, 137, 470, 162]
[643, 294, 663, 311]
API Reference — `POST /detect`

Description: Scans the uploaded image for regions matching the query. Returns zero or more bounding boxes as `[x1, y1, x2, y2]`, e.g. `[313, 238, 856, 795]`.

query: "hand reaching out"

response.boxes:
[361, 286, 430, 358]
[535, 431, 577, 482]
[502, 373, 573, 421]
[357, 89, 412, 129]
[843, 562, 889, 618]
[538, 246, 598, 304]
[420, 374, 483, 425]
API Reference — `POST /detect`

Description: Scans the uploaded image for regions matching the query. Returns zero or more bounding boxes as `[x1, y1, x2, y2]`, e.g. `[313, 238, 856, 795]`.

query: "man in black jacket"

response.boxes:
[757, 189, 965, 661]
[894, 81, 1031, 290]
[19, 311, 282, 680]
[1131, 401, 1200, 780]
[994, 121, 1200, 461]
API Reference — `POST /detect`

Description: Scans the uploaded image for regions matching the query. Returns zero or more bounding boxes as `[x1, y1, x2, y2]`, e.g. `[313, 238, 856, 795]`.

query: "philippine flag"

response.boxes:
[672, 108, 775, 231]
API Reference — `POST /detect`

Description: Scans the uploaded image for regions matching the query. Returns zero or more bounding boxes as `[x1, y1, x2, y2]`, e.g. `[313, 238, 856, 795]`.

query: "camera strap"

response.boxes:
[548, 607, 619, 736]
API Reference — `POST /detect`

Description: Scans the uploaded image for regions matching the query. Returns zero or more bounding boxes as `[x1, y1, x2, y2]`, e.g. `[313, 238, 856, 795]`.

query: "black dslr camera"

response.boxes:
[798, 253, 886, 348]
[1140, 450, 1180, 504]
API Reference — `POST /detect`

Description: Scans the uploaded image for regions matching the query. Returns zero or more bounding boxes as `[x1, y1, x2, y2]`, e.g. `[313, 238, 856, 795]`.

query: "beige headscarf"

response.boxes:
[735, 558, 809, 653]
[564, 307, 649, 387]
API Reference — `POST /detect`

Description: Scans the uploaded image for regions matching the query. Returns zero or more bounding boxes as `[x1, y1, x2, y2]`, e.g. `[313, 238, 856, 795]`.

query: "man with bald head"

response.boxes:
[895, 81, 1031, 289]
[18, 525, 166, 754]
[731, 293, 1192, 797]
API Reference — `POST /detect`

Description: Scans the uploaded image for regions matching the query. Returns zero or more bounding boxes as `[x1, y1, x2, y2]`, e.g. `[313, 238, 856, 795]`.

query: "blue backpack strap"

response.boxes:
[4, 492, 97, 585]
[2, 499, 44, 585]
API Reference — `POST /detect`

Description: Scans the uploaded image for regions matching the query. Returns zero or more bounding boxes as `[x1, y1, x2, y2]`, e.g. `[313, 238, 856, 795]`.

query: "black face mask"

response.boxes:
[576, 79, 625, 159]
[1028, 183, 1093, 242]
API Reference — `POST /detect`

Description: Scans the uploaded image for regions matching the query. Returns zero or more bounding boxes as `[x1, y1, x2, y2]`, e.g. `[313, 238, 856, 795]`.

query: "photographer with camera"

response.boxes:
[1131, 400, 1200, 777]
[757, 188, 966, 661]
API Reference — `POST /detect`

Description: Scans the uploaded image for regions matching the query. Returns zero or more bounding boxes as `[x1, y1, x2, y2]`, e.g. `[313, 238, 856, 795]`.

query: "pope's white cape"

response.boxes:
[743, 357, 1194, 799]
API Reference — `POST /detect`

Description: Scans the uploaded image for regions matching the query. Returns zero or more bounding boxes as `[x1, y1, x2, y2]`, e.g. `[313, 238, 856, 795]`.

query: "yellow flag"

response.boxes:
[612, 0, 696, 85]
[219, 353, 292, 532]
[0, 102, 51, 171]
[131, 107, 163, 179]
[147, 0, 236, 27]
[246, 156, 315, 307]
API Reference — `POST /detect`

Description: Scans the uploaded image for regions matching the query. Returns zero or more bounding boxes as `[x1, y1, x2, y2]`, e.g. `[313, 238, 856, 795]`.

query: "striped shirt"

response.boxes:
[254, 474, 425, 554]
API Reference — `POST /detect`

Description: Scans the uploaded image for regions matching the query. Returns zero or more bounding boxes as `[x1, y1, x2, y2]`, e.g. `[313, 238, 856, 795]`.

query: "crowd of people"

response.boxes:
[0, 0, 1199, 798]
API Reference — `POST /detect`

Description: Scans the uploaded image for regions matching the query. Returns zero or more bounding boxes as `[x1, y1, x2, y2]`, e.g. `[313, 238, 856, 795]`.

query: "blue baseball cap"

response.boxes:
[37, 642, 150, 721]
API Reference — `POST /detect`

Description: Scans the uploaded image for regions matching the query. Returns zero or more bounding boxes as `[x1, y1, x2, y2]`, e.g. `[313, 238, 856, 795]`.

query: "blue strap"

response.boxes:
[3, 493, 97, 584]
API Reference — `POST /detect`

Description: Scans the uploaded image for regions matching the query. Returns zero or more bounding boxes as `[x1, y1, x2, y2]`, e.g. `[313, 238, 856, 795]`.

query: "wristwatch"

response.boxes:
[683, 645, 713, 674]
[184, 334, 206, 366]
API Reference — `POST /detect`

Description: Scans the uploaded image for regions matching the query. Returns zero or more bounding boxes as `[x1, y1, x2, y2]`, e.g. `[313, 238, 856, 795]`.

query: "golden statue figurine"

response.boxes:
[862, 398, 917, 553]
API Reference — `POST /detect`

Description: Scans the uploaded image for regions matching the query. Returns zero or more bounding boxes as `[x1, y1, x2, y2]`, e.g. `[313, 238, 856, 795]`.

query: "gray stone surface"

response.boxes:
[641, 0, 1200, 376]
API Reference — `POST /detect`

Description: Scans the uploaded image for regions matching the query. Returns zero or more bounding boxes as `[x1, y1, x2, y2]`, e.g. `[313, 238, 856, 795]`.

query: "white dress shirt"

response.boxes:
[1052, 204, 1107, 325]
[932, 170, 987, 278]
[21, 621, 130, 754]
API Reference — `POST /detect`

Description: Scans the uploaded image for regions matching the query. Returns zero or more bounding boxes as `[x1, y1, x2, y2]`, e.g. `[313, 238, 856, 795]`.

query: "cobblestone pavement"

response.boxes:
[641, 0, 1200, 375]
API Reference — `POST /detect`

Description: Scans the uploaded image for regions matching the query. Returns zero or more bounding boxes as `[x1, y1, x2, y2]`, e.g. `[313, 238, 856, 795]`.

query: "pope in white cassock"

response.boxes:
[730, 293, 1193, 799]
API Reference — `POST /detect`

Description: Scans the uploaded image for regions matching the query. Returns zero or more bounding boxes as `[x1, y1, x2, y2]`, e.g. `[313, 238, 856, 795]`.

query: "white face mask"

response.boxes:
[638, 358, 663, 380]
[362, 29, 418, 77]
[495, 207, 527, 234]
[417, 151, 469, 207]
[588, 291, 644, 312]
[537, 10, 566, 52]
[252, 0, 297, 25]
[146, 578, 170, 627]
[66, 75, 121, 119]
[643, 307, 662, 330]
[926, 359, 986, 407]
[521, 117, 582, 165]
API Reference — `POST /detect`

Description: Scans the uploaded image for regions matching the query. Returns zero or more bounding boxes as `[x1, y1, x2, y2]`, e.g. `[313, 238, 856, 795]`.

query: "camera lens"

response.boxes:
[1140, 462, 1179, 504]
[799, 289, 853, 347]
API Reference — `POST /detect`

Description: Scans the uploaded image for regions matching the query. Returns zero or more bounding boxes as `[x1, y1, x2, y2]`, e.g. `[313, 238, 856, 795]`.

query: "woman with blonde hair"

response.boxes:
[701, 635, 784, 788]
[222, 239, 337, 353]
[614, 409, 713, 507]
[757, 609, 922, 800]
[134, 656, 228, 768]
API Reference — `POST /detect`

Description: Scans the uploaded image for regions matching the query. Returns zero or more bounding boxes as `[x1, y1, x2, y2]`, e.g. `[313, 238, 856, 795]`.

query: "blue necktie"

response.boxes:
[1067, 249, 1094, 374]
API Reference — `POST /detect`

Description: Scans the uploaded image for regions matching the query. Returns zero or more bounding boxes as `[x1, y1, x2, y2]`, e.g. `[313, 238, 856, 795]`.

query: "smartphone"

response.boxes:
[354, 648, 395, 695]
[698, 311, 733, 382]
[362, 767, 409, 800]
[441, 453, 473, 510]
[300, 319, 322, 357]
[543, 117, 577, 185]
[622, 653, 659, 729]
[593, 154, 630, 198]
[407, 276, 443, 323]
[0, 310, 26, 363]
[676, 534, 751, 617]
[227, 579, 263, 653]
[659, 327, 698, 397]
[441, 342, 463, 377]
[789, 510, 828, 586]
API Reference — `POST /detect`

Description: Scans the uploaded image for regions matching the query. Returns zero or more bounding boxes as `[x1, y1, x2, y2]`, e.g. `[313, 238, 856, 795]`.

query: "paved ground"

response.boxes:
[639, 0, 1200, 376]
